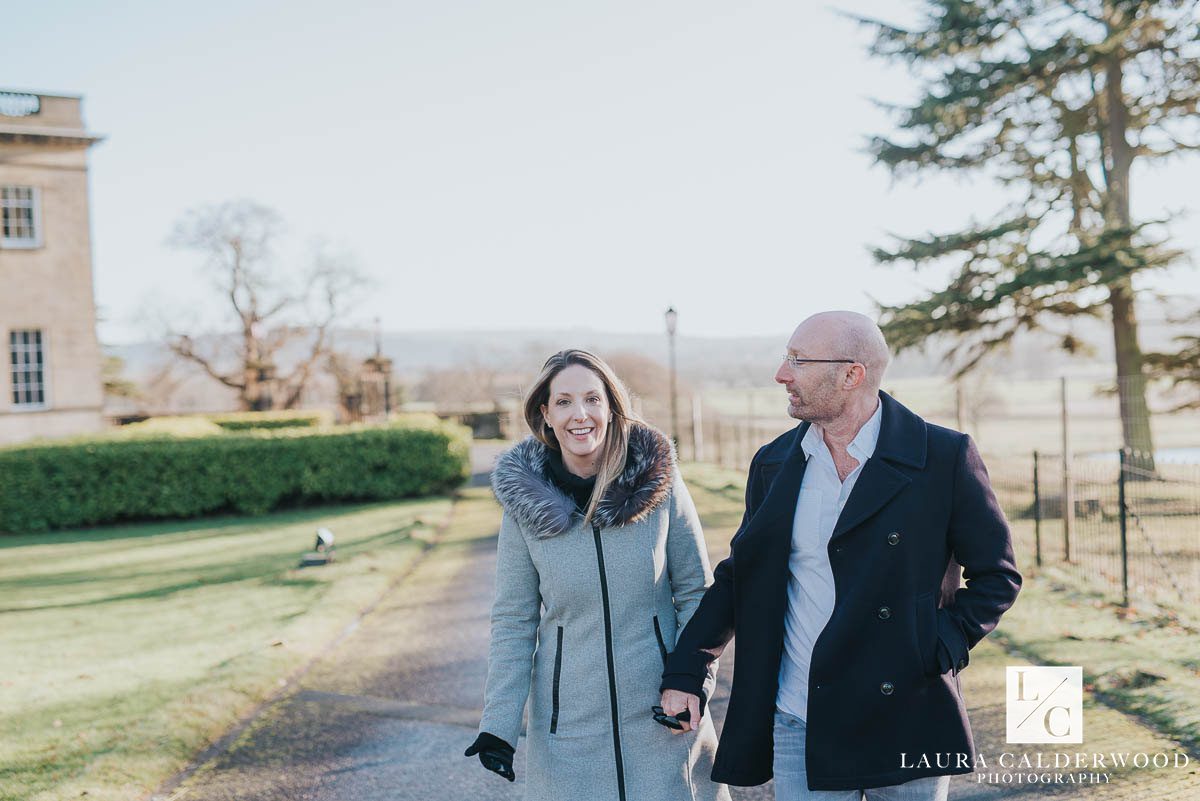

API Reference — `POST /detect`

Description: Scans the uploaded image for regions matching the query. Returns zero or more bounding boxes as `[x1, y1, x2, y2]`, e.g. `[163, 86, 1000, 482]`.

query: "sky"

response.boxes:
[4, 0, 1199, 344]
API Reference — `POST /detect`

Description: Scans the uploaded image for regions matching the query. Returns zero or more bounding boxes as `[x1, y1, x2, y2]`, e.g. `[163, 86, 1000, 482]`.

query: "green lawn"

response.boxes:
[0, 497, 453, 801]
[993, 573, 1200, 756]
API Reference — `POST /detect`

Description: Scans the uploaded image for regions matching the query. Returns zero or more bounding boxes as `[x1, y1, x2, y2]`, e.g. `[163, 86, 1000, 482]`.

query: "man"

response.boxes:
[660, 311, 1021, 800]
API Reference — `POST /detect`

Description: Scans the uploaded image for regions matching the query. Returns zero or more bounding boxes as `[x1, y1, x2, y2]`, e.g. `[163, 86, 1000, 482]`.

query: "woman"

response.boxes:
[466, 349, 729, 801]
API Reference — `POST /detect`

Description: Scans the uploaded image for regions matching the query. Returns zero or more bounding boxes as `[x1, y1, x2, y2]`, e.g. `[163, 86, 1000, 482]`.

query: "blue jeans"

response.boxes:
[773, 710, 950, 801]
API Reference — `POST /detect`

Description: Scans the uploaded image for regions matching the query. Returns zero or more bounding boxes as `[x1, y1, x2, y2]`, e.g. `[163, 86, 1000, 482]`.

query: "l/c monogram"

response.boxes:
[1006, 667, 1083, 744]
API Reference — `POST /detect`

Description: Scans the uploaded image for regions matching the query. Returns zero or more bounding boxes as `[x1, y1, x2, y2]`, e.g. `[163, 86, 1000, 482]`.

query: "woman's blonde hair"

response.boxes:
[523, 349, 642, 525]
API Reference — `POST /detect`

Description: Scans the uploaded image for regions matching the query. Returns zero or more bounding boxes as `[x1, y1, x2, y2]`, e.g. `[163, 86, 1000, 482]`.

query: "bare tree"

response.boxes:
[414, 363, 501, 409]
[167, 201, 368, 410]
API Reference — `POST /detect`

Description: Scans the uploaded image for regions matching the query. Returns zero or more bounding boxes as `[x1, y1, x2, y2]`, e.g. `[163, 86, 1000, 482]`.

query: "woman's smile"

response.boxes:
[542, 363, 611, 473]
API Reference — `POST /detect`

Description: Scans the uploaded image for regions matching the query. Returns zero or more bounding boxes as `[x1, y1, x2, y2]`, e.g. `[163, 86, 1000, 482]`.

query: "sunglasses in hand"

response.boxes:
[651, 705, 692, 730]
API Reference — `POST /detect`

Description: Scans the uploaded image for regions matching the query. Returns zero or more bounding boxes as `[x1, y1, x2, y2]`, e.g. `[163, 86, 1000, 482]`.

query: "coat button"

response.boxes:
[877, 606, 891, 620]
[887, 532, 901, 545]
[880, 681, 895, 696]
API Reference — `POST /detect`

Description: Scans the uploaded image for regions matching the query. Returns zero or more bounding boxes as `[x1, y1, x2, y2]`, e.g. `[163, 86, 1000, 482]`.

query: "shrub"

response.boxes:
[387, 412, 446, 429]
[209, 410, 332, 431]
[118, 416, 227, 438]
[0, 421, 470, 533]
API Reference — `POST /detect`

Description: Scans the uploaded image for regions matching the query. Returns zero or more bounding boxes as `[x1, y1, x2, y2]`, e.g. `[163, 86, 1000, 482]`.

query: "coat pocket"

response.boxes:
[653, 615, 670, 667]
[914, 591, 938, 677]
[550, 625, 564, 734]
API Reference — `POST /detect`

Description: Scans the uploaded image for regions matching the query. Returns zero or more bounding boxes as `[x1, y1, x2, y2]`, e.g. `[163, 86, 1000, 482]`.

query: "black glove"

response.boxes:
[465, 732, 515, 782]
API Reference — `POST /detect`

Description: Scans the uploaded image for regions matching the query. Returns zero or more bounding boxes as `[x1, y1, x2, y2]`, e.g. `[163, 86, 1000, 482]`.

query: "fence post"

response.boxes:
[692, 396, 704, 462]
[1060, 376, 1074, 562]
[1118, 448, 1129, 607]
[1033, 450, 1042, 568]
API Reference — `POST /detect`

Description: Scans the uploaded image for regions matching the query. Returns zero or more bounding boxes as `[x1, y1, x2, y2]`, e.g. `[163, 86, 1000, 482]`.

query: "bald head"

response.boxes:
[791, 311, 891, 392]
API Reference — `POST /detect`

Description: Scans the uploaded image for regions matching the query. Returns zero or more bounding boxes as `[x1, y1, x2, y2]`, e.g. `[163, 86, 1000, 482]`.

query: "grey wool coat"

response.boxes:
[479, 424, 730, 801]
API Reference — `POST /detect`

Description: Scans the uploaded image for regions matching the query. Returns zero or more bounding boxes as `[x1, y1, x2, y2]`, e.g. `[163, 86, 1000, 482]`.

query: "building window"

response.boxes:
[0, 91, 41, 117]
[1, 186, 41, 248]
[9, 330, 47, 408]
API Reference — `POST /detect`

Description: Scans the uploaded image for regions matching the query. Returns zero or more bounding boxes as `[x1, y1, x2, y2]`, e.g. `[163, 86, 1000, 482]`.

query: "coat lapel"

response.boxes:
[830, 457, 910, 539]
[733, 423, 809, 556]
[830, 392, 926, 540]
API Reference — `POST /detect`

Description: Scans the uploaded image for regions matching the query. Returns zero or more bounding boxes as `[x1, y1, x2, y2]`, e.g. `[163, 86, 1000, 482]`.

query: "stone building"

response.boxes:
[0, 90, 105, 444]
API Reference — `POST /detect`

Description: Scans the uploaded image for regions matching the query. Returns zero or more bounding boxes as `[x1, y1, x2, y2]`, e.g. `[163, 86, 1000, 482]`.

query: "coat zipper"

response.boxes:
[550, 625, 563, 734]
[652, 615, 669, 666]
[592, 524, 627, 801]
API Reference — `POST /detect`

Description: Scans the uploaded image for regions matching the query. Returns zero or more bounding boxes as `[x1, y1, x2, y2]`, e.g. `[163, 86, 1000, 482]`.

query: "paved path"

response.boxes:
[166, 488, 1195, 801]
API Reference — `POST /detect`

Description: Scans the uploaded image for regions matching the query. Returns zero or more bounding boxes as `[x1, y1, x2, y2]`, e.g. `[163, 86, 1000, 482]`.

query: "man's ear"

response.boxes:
[845, 364, 866, 389]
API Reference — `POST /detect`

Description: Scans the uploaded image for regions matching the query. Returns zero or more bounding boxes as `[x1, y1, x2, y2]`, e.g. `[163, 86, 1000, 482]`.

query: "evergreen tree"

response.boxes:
[1145, 320, 1200, 409]
[856, 0, 1199, 470]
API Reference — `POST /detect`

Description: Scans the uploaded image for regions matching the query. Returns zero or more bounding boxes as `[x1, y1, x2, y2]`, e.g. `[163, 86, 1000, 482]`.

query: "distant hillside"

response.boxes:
[106, 296, 1197, 410]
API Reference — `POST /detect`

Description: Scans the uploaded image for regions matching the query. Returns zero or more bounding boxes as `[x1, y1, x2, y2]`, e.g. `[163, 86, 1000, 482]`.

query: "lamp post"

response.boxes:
[375, 316, 392, 414]
[665, 307, 678, 447]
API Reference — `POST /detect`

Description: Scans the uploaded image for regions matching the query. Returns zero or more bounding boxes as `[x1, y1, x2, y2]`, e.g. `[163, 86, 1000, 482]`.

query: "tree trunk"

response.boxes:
[1101, 34, 1156, 474]
[241, 325, 274, 411]
[1108, 280, 1156, 474]
[241, 362, 258, 411]
[241, 329, 260, 411]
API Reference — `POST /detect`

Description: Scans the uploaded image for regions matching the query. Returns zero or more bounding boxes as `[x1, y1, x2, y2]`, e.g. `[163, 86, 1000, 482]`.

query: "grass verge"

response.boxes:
[0, 497, 453, 801]
[992, 570, 1200, 756]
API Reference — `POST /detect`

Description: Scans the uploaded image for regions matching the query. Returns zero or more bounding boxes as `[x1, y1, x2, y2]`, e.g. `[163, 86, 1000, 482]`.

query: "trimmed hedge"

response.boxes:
[119, 416, 227, 438]
[0, 422, 470, 533]
[209, 410, 331, 431]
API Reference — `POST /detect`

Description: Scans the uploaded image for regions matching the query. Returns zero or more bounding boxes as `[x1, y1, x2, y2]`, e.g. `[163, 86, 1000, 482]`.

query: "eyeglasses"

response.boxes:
[651, 705, 690, 730]
[782, 355, 857, 368]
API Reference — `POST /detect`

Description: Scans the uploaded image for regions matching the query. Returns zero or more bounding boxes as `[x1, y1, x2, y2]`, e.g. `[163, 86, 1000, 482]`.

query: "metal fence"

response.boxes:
[987, 451, 1200, 613]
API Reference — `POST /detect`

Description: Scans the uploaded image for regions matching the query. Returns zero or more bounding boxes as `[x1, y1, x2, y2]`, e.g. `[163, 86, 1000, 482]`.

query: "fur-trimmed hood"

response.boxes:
[491, 423, 675, 538]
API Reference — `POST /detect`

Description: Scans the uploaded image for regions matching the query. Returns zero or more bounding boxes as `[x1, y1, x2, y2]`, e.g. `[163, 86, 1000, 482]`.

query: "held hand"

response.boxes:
[659, 689, 702, 734]
[465, 732, 516, 782]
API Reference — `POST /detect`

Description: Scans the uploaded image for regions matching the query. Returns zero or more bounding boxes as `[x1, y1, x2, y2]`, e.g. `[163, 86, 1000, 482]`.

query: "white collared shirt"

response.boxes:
[776, 400, 883, 720]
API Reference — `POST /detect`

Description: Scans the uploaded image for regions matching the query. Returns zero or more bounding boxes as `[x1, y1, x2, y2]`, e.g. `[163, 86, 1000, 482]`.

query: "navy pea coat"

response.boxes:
[661, 391, 1021, 790]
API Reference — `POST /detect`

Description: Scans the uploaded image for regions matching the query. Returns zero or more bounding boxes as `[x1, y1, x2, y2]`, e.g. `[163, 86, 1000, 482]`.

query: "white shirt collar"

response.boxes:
[849, 399, 883, 462]
[800, 399, 883, 463]
[800, 419, 825, 461]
